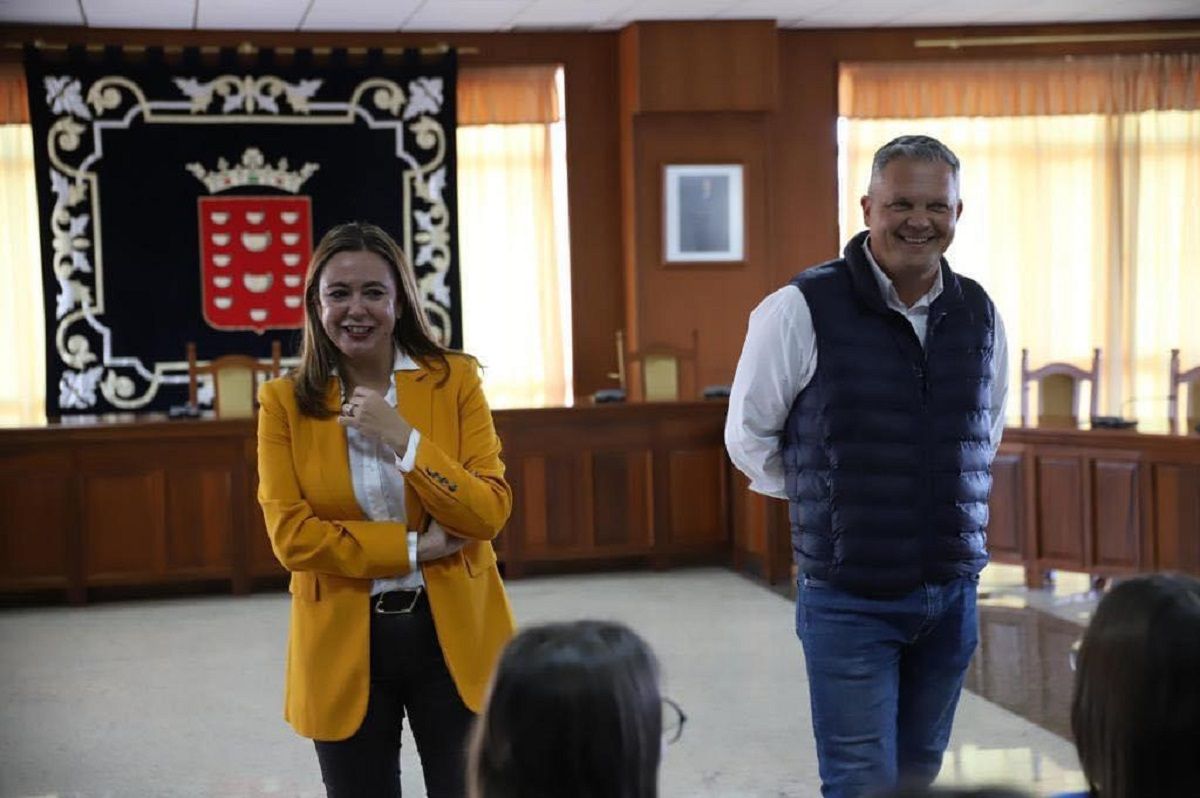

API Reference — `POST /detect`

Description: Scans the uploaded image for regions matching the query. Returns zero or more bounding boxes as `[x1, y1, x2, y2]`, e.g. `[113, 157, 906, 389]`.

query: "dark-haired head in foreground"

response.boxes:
[468, 620, 663, 798]
[1070, 572, 1200, 798]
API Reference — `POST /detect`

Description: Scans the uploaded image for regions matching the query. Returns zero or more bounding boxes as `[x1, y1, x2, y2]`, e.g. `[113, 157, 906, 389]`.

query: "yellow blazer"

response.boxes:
[257, 353, 515, 741]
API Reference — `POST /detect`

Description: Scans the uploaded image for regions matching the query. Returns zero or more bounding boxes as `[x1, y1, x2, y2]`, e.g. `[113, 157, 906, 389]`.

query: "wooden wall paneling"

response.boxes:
[1153, 463, 1200, 574]
[492, 444, 522, 577]
[575, 451, 596, 551]
[520, 456, 549, 557]
[591, 449, 652, 547]
[82, 469, 165, 582]
[557, 35, 625, 399]
[1033, 453, 1086, 569]
[545, 453, 584, 550]
[629, 112, 775, 395]
[730, 466, 765, 573]
[0, 450, 75, 591]
[719, 449, 732, 555]
[1088, 455, 1142, 572]
[768, 497, 794, 586]
[635, 449, 655, 549]
[988, 447, 1024, 562]
[666, 447, 727, 548]
[1138, 455, 1156, 576]
[164, 466, 234, 576]
[621, 21, 778, 113]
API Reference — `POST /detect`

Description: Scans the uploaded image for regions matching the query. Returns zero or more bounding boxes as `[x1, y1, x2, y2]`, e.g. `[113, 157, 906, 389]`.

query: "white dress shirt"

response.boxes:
[340, 351, 424, 595]
[725, 238, 1009, 499]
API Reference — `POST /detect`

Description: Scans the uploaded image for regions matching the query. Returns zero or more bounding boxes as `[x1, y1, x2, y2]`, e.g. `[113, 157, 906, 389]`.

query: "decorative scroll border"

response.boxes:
[41, 70, 453, 411]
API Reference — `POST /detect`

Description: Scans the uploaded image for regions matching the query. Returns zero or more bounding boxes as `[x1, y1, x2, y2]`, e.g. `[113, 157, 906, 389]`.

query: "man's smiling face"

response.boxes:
[861, 157, 962, 285]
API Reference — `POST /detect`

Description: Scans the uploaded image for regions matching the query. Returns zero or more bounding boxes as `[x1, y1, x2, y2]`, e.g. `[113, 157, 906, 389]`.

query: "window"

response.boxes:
[0, 123, 45, 425]
[457, 65, 572, 408]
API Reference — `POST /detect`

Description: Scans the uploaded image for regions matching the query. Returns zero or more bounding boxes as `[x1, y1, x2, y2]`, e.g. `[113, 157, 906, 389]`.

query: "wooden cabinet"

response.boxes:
[0, 449, 76, 594]
[1001, 428, 1197, 587]
[1153, 462, 1200, 573]
[0, 419, 268, 601]
[987, 448, 1026, 562]
[493, 402, 730, 576]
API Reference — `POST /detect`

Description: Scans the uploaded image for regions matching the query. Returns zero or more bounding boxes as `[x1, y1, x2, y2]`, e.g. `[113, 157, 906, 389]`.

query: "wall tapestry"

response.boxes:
[24, 46, 459, 415]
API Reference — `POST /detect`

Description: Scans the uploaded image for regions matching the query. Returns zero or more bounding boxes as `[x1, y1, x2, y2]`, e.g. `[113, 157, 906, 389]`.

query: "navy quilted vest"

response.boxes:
[784, 231, 995, 596]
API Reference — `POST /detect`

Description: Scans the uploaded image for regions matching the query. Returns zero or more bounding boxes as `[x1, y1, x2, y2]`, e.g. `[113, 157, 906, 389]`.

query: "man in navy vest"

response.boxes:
[726, 135, 1009, 798]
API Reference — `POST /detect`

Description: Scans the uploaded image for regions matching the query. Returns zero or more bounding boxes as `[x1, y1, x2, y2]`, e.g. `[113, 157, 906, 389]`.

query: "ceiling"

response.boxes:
[0, 0, 1196, 32]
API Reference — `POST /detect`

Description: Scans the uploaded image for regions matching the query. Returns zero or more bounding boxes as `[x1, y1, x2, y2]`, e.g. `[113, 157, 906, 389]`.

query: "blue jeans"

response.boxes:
[795, 575, 979, 798]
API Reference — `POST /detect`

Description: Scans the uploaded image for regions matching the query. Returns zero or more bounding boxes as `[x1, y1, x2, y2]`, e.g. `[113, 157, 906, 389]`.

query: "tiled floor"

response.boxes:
[0, 567, 1092, 797]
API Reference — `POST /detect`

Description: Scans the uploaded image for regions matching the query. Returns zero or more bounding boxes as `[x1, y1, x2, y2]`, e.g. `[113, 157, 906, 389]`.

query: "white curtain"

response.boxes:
[0, 124, 45, 425]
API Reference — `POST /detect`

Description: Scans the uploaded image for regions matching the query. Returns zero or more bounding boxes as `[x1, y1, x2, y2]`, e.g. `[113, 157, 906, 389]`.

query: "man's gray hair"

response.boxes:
[870, 135, 960, 185]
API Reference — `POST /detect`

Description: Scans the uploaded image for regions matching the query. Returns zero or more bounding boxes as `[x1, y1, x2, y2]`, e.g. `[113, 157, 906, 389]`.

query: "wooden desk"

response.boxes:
[0, 402, 731, 602]
[494, 402, 730, 577]
[991, 426, 1200, 587]
[4, 410, 1196, 602]
[0, 416, 262, 603]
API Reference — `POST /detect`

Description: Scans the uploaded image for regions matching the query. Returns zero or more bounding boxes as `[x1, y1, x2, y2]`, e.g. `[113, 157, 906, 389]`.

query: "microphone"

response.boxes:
[1091, 396, 1169, 429]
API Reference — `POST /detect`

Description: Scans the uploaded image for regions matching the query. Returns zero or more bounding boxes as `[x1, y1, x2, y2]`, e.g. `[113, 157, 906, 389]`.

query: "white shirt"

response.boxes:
[724, 238, 1009, 500]
[340, 351, 424, 595]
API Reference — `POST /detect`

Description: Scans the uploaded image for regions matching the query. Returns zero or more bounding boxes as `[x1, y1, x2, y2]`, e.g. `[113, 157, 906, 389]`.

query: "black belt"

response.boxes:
[373, 586, 425, 615]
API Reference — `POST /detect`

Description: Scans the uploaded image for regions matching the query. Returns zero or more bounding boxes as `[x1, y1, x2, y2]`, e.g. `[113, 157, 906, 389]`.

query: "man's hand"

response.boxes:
[418, 519, 468, 562]
[338, 386, 414, 455]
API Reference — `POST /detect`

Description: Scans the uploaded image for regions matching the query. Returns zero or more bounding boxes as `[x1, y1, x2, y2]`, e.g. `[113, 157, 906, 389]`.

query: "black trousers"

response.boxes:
[314, 591, 475, 798]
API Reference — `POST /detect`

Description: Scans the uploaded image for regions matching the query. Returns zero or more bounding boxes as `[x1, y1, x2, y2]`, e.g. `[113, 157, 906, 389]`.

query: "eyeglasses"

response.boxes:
[1068, 638, 1082, 672]
[662, 697, 687, 745]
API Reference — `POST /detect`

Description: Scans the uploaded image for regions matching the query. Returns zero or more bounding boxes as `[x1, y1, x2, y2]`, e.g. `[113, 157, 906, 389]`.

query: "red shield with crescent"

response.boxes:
[197, 195, 312, 332]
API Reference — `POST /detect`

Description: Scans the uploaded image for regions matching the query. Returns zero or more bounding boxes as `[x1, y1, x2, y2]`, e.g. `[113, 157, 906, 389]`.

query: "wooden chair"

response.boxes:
[624, 329, 699, 402]
[1020, 348, 1101, 427]
[1169, 349, 1200, 434]
[186, 341, 283, 418]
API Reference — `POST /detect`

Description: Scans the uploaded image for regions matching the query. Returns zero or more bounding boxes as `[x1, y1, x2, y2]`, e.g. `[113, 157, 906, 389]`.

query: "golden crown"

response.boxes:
[186, 147, 319, 194]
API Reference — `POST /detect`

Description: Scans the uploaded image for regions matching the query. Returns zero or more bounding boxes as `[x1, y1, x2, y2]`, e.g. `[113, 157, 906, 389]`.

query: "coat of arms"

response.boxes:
[188, 148, 318, 332]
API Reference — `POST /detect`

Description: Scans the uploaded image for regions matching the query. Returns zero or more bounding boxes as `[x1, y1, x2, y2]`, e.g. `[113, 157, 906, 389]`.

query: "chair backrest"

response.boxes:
[187, 341, 283, 418]
[1020, 347, 1101, 427]
[1169, 348, 1200, 434]
[627, 329, 699, 402]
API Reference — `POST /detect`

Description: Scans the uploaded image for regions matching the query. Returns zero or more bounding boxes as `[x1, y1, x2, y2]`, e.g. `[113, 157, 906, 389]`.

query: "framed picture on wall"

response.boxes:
[663, 163, 744, 263]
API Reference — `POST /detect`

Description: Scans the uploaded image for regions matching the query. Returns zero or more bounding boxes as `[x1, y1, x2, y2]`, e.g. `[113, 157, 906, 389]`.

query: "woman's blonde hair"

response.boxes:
[292, 221, 448, 417]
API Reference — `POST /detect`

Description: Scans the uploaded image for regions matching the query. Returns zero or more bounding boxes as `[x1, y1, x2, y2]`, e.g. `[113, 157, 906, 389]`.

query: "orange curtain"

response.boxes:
[840, 54, 1199, 118]
[838, 54, 1200, 429]
[459, 65, 560, 125]
[0, 63, 29, 124]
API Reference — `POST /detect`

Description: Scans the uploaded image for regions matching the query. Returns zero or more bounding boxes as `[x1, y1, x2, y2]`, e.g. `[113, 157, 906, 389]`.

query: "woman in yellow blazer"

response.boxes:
[257, 221, 515, 798]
